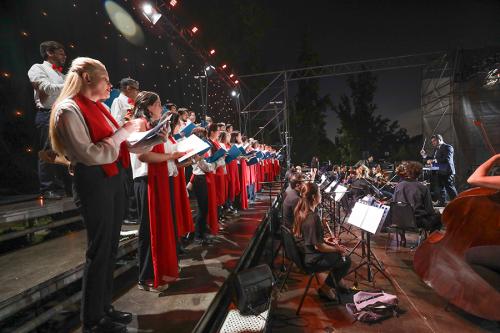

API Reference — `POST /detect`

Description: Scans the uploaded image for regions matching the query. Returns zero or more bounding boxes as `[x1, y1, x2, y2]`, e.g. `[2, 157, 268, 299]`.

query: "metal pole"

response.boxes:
[283, 71, 291, 169]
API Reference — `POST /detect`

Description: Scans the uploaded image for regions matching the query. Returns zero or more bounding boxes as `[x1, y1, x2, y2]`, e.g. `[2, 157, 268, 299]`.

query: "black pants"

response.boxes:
[193, 175, 208, 239]
[74, 163, 126, 325]
[134, 176, 154, 283]
[125, 167, 138, 220]
[436, 173, 457, 204]
[35, 111, 69, 194]
[416, 213, 442, 233]
[308, 252, 352, 288]
[465, 245, 500, 292]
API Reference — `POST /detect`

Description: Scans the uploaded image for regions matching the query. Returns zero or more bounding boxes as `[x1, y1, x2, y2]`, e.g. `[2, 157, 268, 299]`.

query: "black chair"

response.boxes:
[279, 226, 339, 315]
[385, 201, 428, 251]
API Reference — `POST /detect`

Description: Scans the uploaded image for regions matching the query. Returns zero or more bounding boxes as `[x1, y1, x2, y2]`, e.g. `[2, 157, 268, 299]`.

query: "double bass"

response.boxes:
[414, 120, 500, 321]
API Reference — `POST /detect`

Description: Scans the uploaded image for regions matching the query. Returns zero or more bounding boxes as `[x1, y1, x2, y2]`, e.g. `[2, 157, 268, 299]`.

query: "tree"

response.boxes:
[290, 33, 336, 165]
[333, 71, 413, 163]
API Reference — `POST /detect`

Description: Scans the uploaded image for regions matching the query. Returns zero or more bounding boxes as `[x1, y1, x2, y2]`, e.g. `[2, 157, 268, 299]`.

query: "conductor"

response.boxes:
[420, 134, 458, 206]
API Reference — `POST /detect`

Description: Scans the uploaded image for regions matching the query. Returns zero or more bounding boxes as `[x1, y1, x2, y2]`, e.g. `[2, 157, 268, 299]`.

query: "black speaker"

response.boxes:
[233, 264, 273, 315]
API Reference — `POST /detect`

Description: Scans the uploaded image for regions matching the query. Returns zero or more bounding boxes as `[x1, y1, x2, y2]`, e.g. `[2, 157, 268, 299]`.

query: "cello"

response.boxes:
[414, 120, 500, 320]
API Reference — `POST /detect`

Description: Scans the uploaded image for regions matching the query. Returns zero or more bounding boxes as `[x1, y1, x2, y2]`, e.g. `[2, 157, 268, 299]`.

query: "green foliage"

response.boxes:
[333, 71, 416, 163]
[290, 33, 336, 164]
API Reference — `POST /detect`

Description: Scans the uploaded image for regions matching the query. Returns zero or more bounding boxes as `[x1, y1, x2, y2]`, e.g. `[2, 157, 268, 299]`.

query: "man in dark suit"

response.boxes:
[420, 134, 458, 206]
[282, 174, 303, 228]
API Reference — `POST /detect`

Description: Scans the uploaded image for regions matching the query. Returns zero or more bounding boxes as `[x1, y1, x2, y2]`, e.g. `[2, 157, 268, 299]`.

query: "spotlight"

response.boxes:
[204, 65, 215, 76]
[230, 90, 240, 98]
[169, 0, 177, 7]
[229, 73, 234, 78]
[209, 49, 216, 55]
[191, 26, 198, 34]
[234, 80, 239, 84]
[142, 2, 162, 25]
[221, 64, 227, 69]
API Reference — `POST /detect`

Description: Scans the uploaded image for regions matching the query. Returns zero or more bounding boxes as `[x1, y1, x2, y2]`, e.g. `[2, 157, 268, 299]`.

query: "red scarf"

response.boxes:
[147, 143, 179, 287]
[74, 94, 130, 177]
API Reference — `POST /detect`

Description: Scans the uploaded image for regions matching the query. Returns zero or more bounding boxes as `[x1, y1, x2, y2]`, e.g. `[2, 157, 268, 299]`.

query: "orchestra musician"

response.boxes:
[420, 134, 458, 206]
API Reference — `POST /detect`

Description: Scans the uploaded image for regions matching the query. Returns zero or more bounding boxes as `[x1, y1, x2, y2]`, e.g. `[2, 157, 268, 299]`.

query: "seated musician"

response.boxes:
[392, 161, 442, 232]
[465, 153, 500, 292]
[350, 165, 375, 201]
[282, 173, 304, 228]
[293, 182, 352, 301]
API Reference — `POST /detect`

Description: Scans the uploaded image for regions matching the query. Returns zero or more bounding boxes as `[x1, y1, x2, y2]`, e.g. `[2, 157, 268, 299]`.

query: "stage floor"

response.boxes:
[271, 232, 499, 333]
[73, 190, 278, 333]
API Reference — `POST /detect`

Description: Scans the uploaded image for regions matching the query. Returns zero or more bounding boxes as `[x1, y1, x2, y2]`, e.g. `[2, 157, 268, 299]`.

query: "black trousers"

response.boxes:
[125, 167, 138, 220]
[193, 175, 208, 239]
[35, 111, 69, 194]
[134, 176, 154, 283]
[74, 163, 126, 325]
[416, 213, 442, 233]
[308, 252, 352, 288]
[436, 173, 458, 204]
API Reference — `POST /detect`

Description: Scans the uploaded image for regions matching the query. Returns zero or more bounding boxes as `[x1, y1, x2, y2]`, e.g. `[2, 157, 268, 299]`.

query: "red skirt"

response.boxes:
[173, 167, 194, 237]
[240, 160, 249, 209]
[205, 172, 218, 234]
[227, 160, 240, 202]
[215, 166, 226, 206]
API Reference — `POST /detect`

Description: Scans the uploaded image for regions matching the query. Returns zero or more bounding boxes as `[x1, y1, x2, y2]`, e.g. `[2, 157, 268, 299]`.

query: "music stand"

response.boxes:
[346, 201, 392, 285]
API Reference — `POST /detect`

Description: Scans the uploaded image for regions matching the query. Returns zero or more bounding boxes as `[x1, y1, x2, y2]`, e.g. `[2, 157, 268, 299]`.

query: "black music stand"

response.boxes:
[345, 201, 392, 285]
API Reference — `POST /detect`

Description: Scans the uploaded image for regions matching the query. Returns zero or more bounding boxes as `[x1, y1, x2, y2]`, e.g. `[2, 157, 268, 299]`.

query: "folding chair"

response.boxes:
[385, 201, 428, 252]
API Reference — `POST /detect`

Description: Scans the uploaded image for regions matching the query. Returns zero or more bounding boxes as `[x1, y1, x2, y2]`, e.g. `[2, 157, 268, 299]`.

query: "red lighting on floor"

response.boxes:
[191, 26, 198, 34]
[209, 49, 216, 55]
[169, 0, 177, 7]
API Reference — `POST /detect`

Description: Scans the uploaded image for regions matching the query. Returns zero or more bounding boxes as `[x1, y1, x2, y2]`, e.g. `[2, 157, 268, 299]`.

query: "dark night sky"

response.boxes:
[243, 0, 500, 140]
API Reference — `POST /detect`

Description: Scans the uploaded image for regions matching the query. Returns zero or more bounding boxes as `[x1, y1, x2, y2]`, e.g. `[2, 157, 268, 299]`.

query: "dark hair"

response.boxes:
[293, 182, 320, 238]
[218, 131, 228, 143]
[169, 112, 180, 133]
[207, 123, 219, 137]
[431, 134, 443, 142]
[165, 102, 176, 111]
[192, 127, 207, 139]
[241, 135, 248, 143]
[226, 123, 233, 131]
[133, 91, 160, 125]
[178, 108, 188, 116]
[290, 173, 304, 190]
[119, 77, 139, 90]
[40, 41, 64, 60]
[217, 122, 225, 129]
[230, 131, 240, 143]
[404, 161, 423, 180]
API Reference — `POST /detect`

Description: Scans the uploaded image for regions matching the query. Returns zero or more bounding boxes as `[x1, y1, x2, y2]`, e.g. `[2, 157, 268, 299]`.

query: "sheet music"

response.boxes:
[334, 185, 348, 202]
[347, 202, 388, 234]
[176, 135, 210, 162]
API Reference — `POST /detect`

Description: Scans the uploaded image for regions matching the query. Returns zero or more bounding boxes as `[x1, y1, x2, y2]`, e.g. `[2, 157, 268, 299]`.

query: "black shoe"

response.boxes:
[41, 191, 63, 200]
[105, 306, 133, 324]
[83, 316, 127, 333]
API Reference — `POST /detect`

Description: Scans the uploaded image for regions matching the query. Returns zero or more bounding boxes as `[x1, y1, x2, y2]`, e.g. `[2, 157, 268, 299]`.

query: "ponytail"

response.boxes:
[293, 182, 319, 237]
[49, 57, 106, 154]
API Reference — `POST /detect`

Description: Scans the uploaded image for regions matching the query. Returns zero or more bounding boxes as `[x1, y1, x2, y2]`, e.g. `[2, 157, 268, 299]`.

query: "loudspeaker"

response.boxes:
[233, 264, 273, 315]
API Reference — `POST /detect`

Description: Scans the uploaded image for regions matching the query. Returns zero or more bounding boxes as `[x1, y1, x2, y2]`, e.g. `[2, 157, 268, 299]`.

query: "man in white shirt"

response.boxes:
[110, 78, 139, 126]
[27, 41, 67, 199]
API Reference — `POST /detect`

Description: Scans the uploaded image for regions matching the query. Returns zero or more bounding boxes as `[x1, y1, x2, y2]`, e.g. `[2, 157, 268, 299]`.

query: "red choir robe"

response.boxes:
[204, 150, 219, 234]
[169, 136, 195, 237]
[225, 143, 241, 202]
[147, 144, 179, 288]
[211, 140, 227, 206]
[240, 158, 249, 209]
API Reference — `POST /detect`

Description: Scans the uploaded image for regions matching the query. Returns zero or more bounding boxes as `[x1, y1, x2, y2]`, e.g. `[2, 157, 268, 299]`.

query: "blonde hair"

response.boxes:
[49, 57, 107, 154]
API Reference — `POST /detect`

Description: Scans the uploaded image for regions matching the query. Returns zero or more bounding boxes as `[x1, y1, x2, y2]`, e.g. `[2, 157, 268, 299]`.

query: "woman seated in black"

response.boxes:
[392, 161, 441, 233]
[293, 182, 352, 301]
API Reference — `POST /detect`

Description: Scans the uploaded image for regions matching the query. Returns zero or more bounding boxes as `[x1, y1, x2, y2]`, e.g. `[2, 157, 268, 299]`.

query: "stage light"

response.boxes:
[209, 49, 216, 55]
[229, 73, 234, 78]
[141, 2, 162, 25]
[230, 90, 240, 98]
[221, 64, 227, 69]
[234, 80, 239, 84]
[191, 26, 198, 34]
[105, 0, 145, 45]
[170, 0, 177, 7]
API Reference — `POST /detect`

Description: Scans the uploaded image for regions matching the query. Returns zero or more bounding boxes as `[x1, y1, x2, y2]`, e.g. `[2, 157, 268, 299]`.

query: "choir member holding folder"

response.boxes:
[50, 57, 149, 332]
[190, 127, 226, 242]
[131, 91, 185, 293]
[207, 124, 227, 223]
